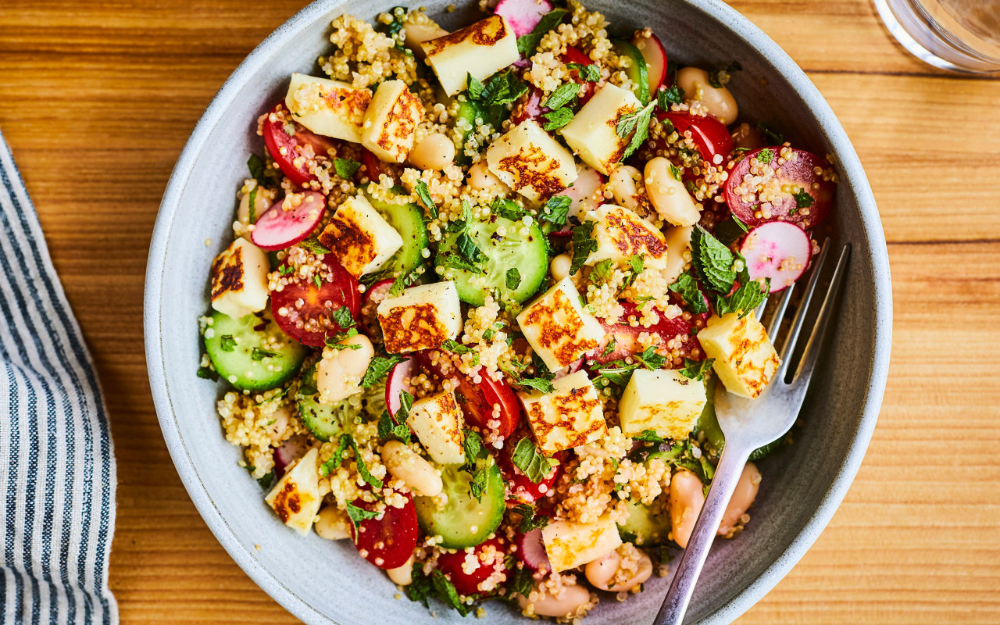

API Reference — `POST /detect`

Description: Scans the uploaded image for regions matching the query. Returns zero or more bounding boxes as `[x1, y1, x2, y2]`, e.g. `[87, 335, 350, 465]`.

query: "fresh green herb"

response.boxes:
[251, 347, 277, 361]
[298, 238, 330, 256]
[506, 268, 522, 290]
[542, 107, 574, 131]
[247, 153, 266, 181]
[793, 189, 815, 209]
[389, 267, 419, 297]
[517, 8, 569, 55]
[196, 365, 217, 381]
[219, 335, 236, 352]
[511, 437, 554, 484]
[349, 434, 382, 488]
[345, 502, 379, 528]
[493, 198, 526, 221]
[592, 362, 638, 392]
[513, 503, 550, 533]
[707, 61, 742, 88]
[615, 102, 656, 161]
[361, 353, 406, 388]
[590, 259, 613, 282]
[360, 268, 391, 286]
[456, 232, 487, 268]
[757, 122, 784, 145]
[247, 186, 258, 224]
[441, 339, 472, 354]
[601, 336, 617, 357]
[461, 429, 491, 501]
[625, 254, 645, 287]
[313, 274, 323, 289]
[378, 390, 413, 442]
[569, 220, 598, 275]
[756, 148, 774, 165]
[470, 68, 529, 106]
[413, 180, 438, 219]
[334, 157, 362, 180]
[515, 377, 555, 394]
[530, 351, 554, 381]
[467, 73, 485, 101]
[690, 226, 737, 294]
[680, 358, 715, 381]
[715, 269, 769, 318]
[566, 62, 601, 82]
[254, 470, 274, 489]
[633, 429, 666, 443]
[540, 195, 571, 226]
[714, 215, 750, 246]
[325, 328, 361, 350]
[330, 306, 355, 330]
[669, 272, 709, 314]
[443, 254, 486, 274]
[321, 434, 352, 476]
[635, 346, 668, 370]
[657, 84, 684, 110]
[510, 567, 534, 598]
[279, 264, 295, 276]
[544, 82, 581, 110]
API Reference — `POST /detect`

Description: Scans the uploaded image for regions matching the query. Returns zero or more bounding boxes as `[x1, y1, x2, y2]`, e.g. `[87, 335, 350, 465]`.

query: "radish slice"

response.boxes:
[273, 436, 309, 478]
[251, 191, 327, 252]
[517, 528, 551, 572]
[553, 358, 584, 379]
[633, 31, 668, 92]
[495, 0, 552, 36]
[362, 279, 394, 309]
[739, 222, 812, 293]
[385, 357, 415, 416]
[558, 166, 605, 232]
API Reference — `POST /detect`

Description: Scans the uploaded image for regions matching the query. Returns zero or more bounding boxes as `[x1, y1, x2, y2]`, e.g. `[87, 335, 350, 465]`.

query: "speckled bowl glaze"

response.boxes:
[144, 0, 891, 622]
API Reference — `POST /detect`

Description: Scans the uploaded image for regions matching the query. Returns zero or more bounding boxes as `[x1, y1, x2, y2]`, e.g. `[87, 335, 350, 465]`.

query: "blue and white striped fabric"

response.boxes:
[0, 130, 118, 625]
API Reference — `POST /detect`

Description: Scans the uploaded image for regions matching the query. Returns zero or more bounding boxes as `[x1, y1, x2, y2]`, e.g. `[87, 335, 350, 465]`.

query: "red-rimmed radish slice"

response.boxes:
[273, 435, 309, 478]
[385, 357, 415, 416]
[739, 222, 812, 293]
[262, 103, 336, 186]
[553, 358, 583, 379]
[517, 528, 551, 572]
[560, 166, 604, 231]
[495, 0, 552, 36]
[633, 32, 668, 92]
[251, 191, 327, 252]
[724, 147, 836, 229]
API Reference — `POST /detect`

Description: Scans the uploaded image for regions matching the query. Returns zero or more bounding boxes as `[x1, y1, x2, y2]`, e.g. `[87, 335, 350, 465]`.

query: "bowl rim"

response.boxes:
[143, 0, 892, 622]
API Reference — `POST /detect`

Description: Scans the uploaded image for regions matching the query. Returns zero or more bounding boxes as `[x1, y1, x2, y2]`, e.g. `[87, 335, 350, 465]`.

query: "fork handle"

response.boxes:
[654, 444, 752, 625]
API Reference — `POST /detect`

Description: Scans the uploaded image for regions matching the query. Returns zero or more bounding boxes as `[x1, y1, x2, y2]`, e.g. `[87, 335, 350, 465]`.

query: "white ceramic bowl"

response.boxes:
[144, 1, 892, 623]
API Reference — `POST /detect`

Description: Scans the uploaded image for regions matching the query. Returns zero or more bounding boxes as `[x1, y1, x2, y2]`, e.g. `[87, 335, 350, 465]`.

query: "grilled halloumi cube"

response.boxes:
[619, 369, 707, 440]
[210, 238, 270, 319]
[559, 83, 640, 175]
[377, 282, 463, 353]
[318, 194, 403, 278]
[421, 15, 519, 96]
[284, 73, 371, 143]
[361, 80, 424, 163]
[408, 390, 466, 465]
[519, 371, 607, 453]
[661, 225, 694, 286]
[516, 278, 604, 372]
[486, 119, 578, 201]
[698, 312, 780, 399]
[585, 204, 669, 269]
[265, 448, 322, 535]
[542, 516, 622, 573]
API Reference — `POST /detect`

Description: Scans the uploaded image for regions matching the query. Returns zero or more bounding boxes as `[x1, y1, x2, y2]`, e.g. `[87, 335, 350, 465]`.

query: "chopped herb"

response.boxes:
[756, 148, 774, 165]
[513, 503, 550, 533]
[297, 238, 330, 256]
[493, 198, 526, 221]
[530, 351, 555, 381]
[506, 268, 522, 290]
[389, 267, 419, 297]
[601, 336, 617, 357]
[467, 73, 485, 101]
[247, 153, 265, 181]
[219, 335, 236, 352]
[430, 570, 469, 616]
[690, 226, 737, 294]
[510, 566, 534, 598]
[668, 163, 683, 181]
[334, 157, 362, 180]
[516, 8, 568, 56]
[669, 272, 709, 314]
[511, 437, 554, 484]
[321, 435, 351, 476]
[251, 347, 277, 361]
[715, 269, 770, 318]
[633, 429, 665, 443]
[441, 339, 472, 354]
[313, 274, 323, 289]
[361, 353, 406, 388]
[757, 122, 784, 145]
[196, 365, 217, 381]
[378, 390, 413, 442]
[543, 82, 581, 110]
[657, 84, 684, 110]
[360, 268, 391, 286]
[456, 232, 487, 268]
[715, 215, 750, 246]
[625, 254, 645, 287]
[615, 102, 656, 161]
[569, 220, 598, 275]
[566, 62, 601, 82]
[325, 328, 360, 350]
[707, 61, 742, 88]
[413, 180, 438, 219]
[470, 68, 529, 106]
[279, 264, 295, 276]
[515, 377, 555, 394]
[461, 429, 491, 501]
[443, 254, 485, 274]
[680, 358, 715, 381]
[345, 501, 379, 528]
[542, 107, 574, 131]
[635, 346, 668, 370]
[793, 189, 815, 209]
[247, 186, 258, 224]
[330, 306, 355, 330]
[541, 195, 571, 225]
[590, 259, 613, 282]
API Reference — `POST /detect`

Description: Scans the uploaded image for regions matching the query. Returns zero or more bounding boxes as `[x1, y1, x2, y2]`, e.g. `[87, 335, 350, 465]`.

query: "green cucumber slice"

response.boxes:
[435, 215, 548, 306]
[453, 99, 483, 165]
[414, 458, 505, 549]
[204, 309, 308, 392]
[613, 40, 650, 105]
[295, 365, 358, 442]
[618, 499, 671, 546]
[364, 187, 429, 276]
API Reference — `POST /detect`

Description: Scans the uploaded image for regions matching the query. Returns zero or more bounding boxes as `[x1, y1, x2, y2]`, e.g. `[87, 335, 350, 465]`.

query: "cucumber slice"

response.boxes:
[435, 215, 548, 305]
[414, 458, 505, 549]
[364, 187, 429, 275]
[453, 100, 483, 165]
[618, 499, 671, 546]
[613, 40, 650, 104]
[204, 309, 308, 392]
[295, 366, 358, 442]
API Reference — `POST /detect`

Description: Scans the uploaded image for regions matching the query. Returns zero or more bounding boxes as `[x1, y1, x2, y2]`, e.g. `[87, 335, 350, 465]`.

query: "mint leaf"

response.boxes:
[251, 347, 277, 361]
[757, 122, 784, 145]
[632, 429, 665, 443]
[541, 195, 571, 225]
[334, 157, 361, 179]
[493, 198, 526, 221]
[715, 216, 750, 246]
[566, 63, 600, 82]
[669, 272, 709, 314]
[515, 377, 555, 394]
[657, 84, 685, 110]
[542, 107, 574, 131]
[219, 335, 236, 352]
[543, 82, 581, 110]
[345, 502, 379, 529]
[615, 102, 656, 161]
[517, 8, 568, 56]
[793, 189, 815, 209]
[570, 220, 598, 275]
[467, 72, 485, 100]
[506, 268, 522, 290]
[247, 153, 265, 181]
[635, 346, 668, 370]
[513, 503, 550, 533]
[757, 148, 774, 165]
[330, 306, 355, 330]
[590, 259, 613, 282]
[680, 358, 715, 381]
[456, 232, 486, 265]
[511, 437, 554, 483]
[715, 270, 769, 318]
[473, 68, 529, 106]
[361, 353, 406, 388]
[690, 226, 737, 294]
[414, 180, 438, 219]
[430, 570, 468, 616]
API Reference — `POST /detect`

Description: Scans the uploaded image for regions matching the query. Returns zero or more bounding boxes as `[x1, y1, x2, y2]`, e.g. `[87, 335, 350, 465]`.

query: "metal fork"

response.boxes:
[654, 241, 851, 625]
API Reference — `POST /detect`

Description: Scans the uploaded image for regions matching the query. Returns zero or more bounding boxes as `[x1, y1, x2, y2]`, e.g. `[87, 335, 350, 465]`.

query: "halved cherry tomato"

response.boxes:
[724, 146, 835, 229]
[499, 435, 561, 504]
[361, 148, 393, 184]
[436, 537, 511, 597]
[660, 111, 734, 167]
[591, 301, 707, 365]
[262, 103, 337, 186]
[562, 46, 596, 106]
[270, 256, 360, 347]
[349, 494, 419, 570]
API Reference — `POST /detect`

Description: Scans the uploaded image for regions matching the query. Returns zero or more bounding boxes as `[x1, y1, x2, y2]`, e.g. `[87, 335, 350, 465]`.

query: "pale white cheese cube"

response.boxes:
[486, 119, 578, 201]
[421, 15, 519, 96]
[377, 282, 463, 353]
[265, 448, 322, 535]
[284, 73, 371, 143]
[516, 277, 604, 372]
[559, 83, 640, 175]
[542, 516, 622, 573]
[519, 370, 607, 453]
[698, 312, 780, 399]
[661, 225, 694, 286]
[585, 204, 669, 269]
[408, 390, 466, 465]
[361, 80, 424, 163]
[210, 238, 270, 320]
[619, 369, 707, 440]
[318, 194, 404, 278]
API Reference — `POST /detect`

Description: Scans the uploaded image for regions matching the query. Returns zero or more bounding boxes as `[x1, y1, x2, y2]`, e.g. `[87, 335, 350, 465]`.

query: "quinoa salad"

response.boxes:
[198, 0, 838, 620]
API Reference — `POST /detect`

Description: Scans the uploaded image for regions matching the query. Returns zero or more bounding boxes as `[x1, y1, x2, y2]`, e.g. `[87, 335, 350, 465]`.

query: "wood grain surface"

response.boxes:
[1, 0, 999, 622]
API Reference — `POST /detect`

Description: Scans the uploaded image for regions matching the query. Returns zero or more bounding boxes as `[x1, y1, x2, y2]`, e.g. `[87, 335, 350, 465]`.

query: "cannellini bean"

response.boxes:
[404, 22, 448, 59]
[316, 334, 374, 404]
[264, 405, 292, 444]
[676, 67, 739, 125]
[381, 440, 443, 497]
[387, 557, 414, 586]
[314, 505, 352, 540]
[550, 253, 572, 282]
[608, 165, 641, 210]
[661, 225, 694, 286]
[408, 133, 456, 171]
[669, 470, 706, 549]
[645, 157, 700, 226]
[468, 161, 509, 192]
[584, 547, 653, 592]
[516, 582, 592, 618]
[237, 188, 273, 240]
[718, 462, 761, 536]
[730, 122, 765, 151]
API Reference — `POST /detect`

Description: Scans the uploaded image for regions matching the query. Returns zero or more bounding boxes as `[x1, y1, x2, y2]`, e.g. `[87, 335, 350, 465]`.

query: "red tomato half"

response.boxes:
[349, 494, 419, 570]
[361, 148, 394, 184]
[499, 435, 561, 504]
[436, 537, 511, 597]
[591, 302, 707, 365]
[724, 146, 836, 229]
[262, 103, 337, 186]
[561, 46, 596, 106]
[660, 111, 734, 167]
[270, 256, 360, 347]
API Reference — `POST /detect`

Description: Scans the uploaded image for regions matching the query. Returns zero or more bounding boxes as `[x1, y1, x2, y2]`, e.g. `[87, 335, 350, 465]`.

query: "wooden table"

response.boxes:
[2, 0, 998, 622]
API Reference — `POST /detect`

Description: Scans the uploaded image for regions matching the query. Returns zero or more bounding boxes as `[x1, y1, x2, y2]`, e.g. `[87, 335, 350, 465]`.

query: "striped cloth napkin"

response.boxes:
[0, 131, 118, 624]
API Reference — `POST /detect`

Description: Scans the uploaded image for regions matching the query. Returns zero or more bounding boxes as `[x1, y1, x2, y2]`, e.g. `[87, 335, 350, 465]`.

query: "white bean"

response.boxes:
[314, 505, 351, 540]
[468, 161, 509, 193]
[718, 462, 761, 536]
[584, 547, 653, 592]
[676, 67, 739, 125]
[237, 188, 273, 240]
[608, 165, 641, 210]
[644, 157, 700, 226]
[404, 23, 448, 59]
[265, 405, 291, 444]
[387, 557, 414, 586]
[516, 582, 592, 618]
[408, 133, 455, 171]
[669, 469, 705, 549]
[661, 225, 694, 286]
[381, 440, 442, 497]
[550, 253, 572, 282]
[316, 334, 374, 404]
